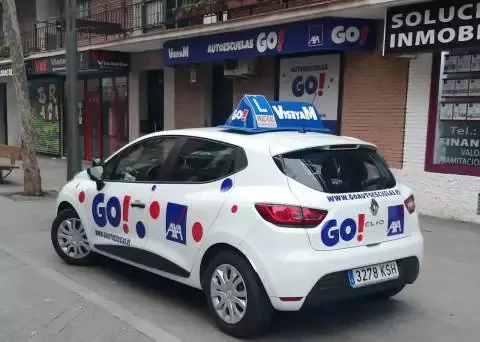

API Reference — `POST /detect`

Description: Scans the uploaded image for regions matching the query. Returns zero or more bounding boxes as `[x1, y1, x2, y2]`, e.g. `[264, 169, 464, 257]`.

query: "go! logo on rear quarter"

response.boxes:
[321, 214, 366, 247]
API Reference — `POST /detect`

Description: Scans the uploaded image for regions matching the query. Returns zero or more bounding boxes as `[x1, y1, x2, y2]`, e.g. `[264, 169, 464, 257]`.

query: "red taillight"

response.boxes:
[404, 195, 415, 214]
[255, 204, 327, 228]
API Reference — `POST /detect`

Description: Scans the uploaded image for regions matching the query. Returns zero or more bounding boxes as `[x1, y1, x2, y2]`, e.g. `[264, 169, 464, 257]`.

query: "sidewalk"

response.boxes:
[0, 157, 180, 342]
[0, 157, 85, 194]
[0, 249, 154, 342]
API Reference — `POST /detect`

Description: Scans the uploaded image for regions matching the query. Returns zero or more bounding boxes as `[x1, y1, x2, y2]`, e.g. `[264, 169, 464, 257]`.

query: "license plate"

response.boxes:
[348, 261, 399, 288]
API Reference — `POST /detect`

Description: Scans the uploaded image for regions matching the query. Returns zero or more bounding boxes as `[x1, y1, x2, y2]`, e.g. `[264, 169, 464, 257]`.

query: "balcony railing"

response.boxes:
[2, 0, 339, 57]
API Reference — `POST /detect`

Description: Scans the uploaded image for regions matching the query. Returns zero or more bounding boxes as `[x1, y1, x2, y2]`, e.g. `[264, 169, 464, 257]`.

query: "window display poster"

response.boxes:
[439, 103, 453, 120]
[467, 103, 480, 120]
[469, 79, 480, 96]
[472, 54, 480, 72]
[278, 54, 340, 134]
[453, 103, 467, 120]
[456, 55, 471, 72]
[443, 55, 457, 73]
[454, 79, 469, 96]
[434, 121, 480, 167]
[441, 79, 456, 97]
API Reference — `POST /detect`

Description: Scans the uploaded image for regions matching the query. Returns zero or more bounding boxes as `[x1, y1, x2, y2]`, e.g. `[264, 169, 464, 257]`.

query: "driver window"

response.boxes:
[103, 137, 177, 182]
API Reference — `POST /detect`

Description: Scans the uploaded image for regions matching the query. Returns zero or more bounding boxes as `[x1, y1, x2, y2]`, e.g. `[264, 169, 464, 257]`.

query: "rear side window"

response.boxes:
[274, 146, 396, 193]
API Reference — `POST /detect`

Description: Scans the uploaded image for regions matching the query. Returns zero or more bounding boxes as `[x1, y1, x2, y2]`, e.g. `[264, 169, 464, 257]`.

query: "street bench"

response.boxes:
[0, 145, 22, 183]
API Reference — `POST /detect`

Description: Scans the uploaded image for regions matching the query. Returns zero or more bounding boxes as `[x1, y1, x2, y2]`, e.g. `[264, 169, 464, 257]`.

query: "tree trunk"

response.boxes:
[2, 0, 43, 195]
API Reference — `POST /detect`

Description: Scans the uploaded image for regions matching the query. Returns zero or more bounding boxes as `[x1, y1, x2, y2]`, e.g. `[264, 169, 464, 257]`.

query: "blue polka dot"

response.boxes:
[136, 221, 146, 239]
[151, 185, 157, 191]
[220, 178, 233, 192]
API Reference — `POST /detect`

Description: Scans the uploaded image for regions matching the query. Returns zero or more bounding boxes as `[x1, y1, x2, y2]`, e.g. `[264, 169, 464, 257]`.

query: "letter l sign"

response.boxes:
[250, 96, 269, 113]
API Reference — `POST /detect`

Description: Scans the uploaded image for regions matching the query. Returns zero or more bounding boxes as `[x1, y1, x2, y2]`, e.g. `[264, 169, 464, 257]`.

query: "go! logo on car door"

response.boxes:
[321, 214, 366, 246]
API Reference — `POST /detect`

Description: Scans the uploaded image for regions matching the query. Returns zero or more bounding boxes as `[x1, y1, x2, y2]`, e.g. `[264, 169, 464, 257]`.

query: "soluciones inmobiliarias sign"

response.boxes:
[384, 0, 480, 54]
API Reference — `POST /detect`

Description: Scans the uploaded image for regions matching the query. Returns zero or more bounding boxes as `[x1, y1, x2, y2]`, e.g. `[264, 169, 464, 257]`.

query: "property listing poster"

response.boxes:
[278, 54, 340, 134]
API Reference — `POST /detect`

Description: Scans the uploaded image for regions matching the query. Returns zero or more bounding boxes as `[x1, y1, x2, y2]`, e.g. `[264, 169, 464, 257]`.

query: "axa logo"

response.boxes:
[387, 205, 404, 237]
[167, 223, 184, 241]
[230, 108, 249, 122]
[256, 29, 285, 53]
[168, 46, 189, 59]
[165, 202, 188, 245]
[321, 214, 366, 247]
[308, 25, 323, 47]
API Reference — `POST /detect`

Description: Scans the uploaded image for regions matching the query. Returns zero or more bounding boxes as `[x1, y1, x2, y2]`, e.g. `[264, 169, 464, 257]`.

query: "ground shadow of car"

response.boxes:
[94, 254, 413, 340]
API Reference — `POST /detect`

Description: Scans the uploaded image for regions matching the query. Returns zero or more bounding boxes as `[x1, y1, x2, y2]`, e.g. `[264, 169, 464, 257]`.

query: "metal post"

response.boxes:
[65, 0, 81, 180]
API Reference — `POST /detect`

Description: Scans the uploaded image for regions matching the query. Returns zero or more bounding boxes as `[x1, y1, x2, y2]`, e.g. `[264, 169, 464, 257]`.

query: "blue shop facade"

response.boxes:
[163, 16, 379, 134]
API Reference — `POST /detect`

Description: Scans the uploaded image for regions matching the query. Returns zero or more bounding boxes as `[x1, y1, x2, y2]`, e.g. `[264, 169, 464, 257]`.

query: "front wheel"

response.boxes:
[51, 208, 96, 266]
[204, 251, 273, 338]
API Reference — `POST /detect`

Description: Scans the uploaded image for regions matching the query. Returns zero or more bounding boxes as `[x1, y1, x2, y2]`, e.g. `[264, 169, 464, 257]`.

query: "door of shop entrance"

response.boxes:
[211, 64, 233, 126]
[147, 69, 164, 132]
[84, 91, 102, 161]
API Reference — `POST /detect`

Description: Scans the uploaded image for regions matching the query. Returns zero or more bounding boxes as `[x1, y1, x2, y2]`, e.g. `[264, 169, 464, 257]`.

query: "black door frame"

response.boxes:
[147, 69, 164, 132]
[0, 83, 7, 144]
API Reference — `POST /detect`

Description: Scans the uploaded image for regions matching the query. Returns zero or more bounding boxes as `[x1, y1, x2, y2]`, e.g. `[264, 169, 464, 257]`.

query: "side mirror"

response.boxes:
[87, 165, 105, 191]
[92, 158, 103, 167]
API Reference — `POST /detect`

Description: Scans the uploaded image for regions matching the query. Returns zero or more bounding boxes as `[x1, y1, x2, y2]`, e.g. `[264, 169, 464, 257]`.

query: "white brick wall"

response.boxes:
[392, 54, 480, 223]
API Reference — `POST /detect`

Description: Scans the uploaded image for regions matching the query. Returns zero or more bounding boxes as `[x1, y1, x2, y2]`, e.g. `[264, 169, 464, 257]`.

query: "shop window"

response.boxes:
[426, 52, 480, 176]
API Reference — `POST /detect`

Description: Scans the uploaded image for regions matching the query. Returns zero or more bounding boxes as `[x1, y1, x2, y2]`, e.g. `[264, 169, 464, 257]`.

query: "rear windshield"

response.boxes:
[274, 146, 396, 194]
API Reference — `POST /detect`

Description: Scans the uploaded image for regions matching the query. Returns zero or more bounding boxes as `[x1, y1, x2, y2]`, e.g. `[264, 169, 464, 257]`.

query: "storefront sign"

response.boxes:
[26, 50, 130, 75]
[384, 0, 480, 54]
[0, 65, 13, 78]
[163, 18, 376, 65]
[278, 54, 340, 134]
[88, 50, 130, 70]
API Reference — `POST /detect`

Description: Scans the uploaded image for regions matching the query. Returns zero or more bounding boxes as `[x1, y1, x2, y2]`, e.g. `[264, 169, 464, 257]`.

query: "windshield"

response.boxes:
[274, 146, 396, 194]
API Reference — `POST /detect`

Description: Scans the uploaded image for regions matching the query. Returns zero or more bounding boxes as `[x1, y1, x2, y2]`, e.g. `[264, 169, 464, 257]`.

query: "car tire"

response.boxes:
[51, 208, 96, 266]
[366, 285, 405, 301]
[204, 251, 273, 338]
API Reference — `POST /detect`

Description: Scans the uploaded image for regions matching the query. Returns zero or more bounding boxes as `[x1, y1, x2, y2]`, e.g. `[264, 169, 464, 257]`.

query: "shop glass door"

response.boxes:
[102, 76, 129, 158]
[84, 91, 102, 161]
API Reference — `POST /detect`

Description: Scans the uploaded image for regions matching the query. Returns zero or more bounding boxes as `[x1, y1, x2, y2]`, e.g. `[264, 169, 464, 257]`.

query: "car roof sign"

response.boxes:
[218, 95, 331, 134]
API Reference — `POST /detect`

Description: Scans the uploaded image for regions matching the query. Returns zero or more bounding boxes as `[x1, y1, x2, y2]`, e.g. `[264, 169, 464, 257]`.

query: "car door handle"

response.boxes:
[130, 201, 145, 209]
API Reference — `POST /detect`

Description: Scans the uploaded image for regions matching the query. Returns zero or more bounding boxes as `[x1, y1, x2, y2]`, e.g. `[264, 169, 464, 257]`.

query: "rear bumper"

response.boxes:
[302, 256, 419, 308]
[240, 228, 424, 311]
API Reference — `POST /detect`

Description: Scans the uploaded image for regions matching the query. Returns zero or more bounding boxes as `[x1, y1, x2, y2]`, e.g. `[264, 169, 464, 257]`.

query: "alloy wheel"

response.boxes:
[57, 218, 90, 259]
[210, 264, 248, 325]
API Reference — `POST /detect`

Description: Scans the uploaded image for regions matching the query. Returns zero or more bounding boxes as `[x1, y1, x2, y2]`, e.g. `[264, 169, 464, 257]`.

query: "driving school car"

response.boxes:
[51, 95, 424, 338]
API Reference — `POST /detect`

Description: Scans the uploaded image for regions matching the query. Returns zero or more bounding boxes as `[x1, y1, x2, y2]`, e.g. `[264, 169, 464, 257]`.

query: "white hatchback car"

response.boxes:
[51, 95, 424, 338]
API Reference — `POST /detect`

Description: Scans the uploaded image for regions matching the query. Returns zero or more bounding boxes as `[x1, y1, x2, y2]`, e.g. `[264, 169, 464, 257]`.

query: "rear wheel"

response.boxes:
[366, 285, 405, 301]
[51, 208, 96, 266]
[204, 251, 273, 338]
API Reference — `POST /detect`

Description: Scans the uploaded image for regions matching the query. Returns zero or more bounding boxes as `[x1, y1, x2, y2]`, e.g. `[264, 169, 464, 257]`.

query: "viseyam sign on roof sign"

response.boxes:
[384, 0, 480, 54]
